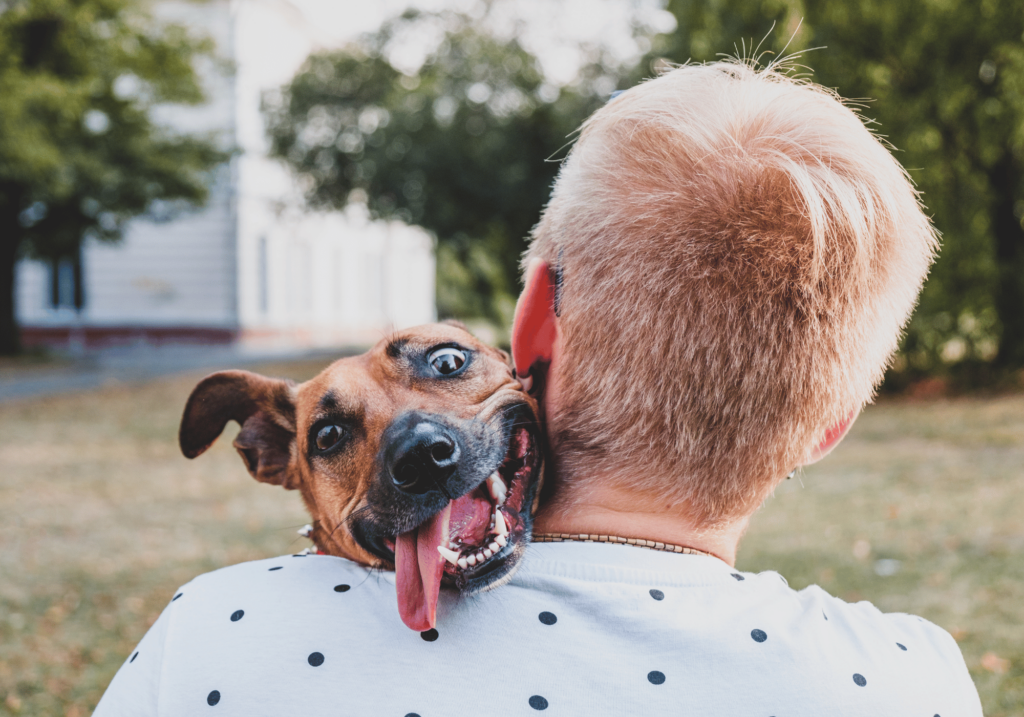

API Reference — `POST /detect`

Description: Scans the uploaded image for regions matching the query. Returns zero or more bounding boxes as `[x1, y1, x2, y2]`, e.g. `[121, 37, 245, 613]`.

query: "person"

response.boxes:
[93, 62, 982, 716]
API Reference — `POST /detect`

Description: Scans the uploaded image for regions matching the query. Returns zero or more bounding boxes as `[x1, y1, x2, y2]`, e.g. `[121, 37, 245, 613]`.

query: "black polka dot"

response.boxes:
[334, 584, 350, 593]
[897, 642, 907, 651]
[853, 673, 867, 687]
[308, 652, 325, 667]
[420, 629, 439, 642]
[230, 610, 244, 622]
[405, 714, 421, 717]
[751, 629, 767, 643]
[538, 611, 557, 625]
[649, 589, 665, 601]
[292, 553, 307, 558]
[172, 593, 183, 601]
[130, 651, 139, 663]
[529, 695, 548, 710]
[207, 690, 220, 706]
[268, 566, 283, 571]
[731, 573, 745, 581]
[647, 670, 666, 685]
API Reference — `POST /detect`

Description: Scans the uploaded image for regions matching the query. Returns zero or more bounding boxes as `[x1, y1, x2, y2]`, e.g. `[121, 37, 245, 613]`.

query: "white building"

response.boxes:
[15, 0, 435, 350]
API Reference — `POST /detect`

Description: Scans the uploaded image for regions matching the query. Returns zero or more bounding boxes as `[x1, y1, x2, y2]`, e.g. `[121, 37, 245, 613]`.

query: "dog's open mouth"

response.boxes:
[385, 422, 539, 632]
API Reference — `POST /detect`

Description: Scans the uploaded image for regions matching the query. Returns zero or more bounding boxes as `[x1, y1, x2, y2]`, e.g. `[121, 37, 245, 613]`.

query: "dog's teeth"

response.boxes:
[487, 473, 507, 506]
[489, 476, 507, 505]
[494, 510, 508, 537]
[486, 472, 505, 504]
[467, 554, 478, 567]
[483, 548, 493, 559]
[495, 534, 507, 547]
[518, 374, 533, 393]
[488, 541, 500, 552]
[457, 557, 468, 569]
[437, 545, 461, 565]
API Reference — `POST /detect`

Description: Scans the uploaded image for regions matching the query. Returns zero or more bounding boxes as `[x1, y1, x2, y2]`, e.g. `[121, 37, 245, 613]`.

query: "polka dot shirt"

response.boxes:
[93, 543, 981, 716]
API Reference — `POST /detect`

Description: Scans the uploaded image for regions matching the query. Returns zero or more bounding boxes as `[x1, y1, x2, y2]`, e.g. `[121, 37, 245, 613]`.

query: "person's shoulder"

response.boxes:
[785, 581, 981, 715]
[797, 582, 961, 659]
[167, 554, 388, 614]
[733, 571, 963, 658]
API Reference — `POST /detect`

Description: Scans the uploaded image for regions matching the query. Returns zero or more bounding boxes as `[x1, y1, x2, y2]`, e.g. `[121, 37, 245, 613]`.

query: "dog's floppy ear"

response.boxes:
[179, 370, 299, 489]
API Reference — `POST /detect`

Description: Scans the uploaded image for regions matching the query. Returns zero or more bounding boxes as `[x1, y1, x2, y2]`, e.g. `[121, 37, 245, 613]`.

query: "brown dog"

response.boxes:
[178, 322, 543, 632]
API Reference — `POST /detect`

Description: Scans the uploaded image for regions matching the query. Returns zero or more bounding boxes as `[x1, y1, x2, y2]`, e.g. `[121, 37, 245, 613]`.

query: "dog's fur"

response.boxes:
[179, 323, 542, 612]
[526, 61, 939, 526]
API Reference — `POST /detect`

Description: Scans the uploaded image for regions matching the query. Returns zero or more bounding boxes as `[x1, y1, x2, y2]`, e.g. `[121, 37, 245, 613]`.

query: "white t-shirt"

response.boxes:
[94, 542, 982, 716]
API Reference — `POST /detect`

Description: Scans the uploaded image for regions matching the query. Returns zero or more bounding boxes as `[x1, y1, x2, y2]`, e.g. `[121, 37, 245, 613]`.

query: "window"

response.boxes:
[258, 235, 269, 315]
[49, 250, 84, 311]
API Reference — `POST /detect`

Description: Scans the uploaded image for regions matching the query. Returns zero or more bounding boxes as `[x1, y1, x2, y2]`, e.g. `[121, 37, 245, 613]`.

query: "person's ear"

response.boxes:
[803, 410, 859, 465]
[179, 370, 300, 489]
[512, 259, 559, 392]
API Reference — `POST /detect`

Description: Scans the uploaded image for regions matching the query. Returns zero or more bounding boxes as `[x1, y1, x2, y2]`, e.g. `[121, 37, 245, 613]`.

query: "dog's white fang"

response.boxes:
[494, 510, 508, 537]
[437, 545, 461, 565]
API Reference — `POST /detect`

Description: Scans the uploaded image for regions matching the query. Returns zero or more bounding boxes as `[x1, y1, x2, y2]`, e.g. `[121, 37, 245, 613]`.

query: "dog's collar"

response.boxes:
[532, 532, 715, 558]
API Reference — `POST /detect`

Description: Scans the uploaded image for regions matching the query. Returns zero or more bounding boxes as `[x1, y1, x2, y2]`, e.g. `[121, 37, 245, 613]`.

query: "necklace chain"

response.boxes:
[532, 532, 715, 557]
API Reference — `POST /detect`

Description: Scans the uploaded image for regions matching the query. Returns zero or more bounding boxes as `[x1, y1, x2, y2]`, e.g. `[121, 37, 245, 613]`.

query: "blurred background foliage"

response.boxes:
[266, 0, 1024, 389]
[263, 10, 616, 328]
[0, 0, 229, 355]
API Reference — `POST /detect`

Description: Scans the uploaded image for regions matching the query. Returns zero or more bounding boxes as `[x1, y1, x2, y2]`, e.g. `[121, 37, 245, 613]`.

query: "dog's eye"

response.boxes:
[428, 347, 466, 375]
[315, 424, 344, 452]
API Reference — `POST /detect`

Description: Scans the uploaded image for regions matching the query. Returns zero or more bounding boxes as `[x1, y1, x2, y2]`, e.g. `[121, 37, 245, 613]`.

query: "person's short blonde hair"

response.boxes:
[526, 61, 938, 526]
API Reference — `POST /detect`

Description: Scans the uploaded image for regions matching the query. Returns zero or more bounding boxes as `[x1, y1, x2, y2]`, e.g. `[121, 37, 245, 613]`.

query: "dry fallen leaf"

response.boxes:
[5, 694, 23, 713]
[852, 539, 871, 560]
[981, 651, 1010, 674]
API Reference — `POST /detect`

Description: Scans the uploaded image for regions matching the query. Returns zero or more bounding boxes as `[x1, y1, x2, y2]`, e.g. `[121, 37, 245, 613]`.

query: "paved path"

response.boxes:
[0, 344, 357, 403]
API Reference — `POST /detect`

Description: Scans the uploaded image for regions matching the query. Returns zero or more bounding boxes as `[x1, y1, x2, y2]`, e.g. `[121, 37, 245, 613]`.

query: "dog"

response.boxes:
[178, 322, 543, 632]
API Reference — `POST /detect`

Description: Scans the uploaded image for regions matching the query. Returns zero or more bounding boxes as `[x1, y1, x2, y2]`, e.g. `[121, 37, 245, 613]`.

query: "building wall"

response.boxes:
[239, 206, 435, 347]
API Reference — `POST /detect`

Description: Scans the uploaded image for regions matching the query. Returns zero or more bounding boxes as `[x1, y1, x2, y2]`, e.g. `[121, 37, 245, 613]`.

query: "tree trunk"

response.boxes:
[0, 218, 20, 356]
[992, 155, 1024, 367]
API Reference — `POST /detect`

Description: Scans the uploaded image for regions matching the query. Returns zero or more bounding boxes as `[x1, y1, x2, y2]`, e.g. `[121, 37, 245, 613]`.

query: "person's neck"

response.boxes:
[532, 480, 749, 566]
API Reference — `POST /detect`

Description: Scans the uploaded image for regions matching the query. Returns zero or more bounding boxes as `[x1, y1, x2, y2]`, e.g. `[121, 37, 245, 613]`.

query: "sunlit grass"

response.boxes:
[1, 367, 1021, 716]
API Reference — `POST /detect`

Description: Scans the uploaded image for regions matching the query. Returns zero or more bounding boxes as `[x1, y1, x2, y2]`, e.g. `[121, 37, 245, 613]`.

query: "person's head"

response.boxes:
[512, 61, 938, 528]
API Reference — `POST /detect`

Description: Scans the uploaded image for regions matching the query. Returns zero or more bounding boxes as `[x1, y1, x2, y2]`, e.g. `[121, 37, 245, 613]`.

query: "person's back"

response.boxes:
[95, 61, 982, 715]
[97, 546, 977, 715]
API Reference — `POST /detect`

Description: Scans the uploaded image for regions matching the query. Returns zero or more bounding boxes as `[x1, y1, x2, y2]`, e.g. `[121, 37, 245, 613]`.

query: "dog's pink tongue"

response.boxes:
[395, 503, 450, 632]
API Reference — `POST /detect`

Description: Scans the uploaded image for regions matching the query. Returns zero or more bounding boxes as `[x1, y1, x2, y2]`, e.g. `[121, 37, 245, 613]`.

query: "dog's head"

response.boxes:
[179, 322, 543, 631]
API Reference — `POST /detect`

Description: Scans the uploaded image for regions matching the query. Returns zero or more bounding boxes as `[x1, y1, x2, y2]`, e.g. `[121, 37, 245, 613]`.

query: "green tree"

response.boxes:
[264, 9, 616, 327]
[0, 0, 228, 354]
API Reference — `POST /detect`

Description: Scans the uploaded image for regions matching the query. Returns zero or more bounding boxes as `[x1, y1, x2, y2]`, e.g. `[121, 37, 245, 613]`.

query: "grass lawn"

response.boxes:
[1, 361, 1022, 716]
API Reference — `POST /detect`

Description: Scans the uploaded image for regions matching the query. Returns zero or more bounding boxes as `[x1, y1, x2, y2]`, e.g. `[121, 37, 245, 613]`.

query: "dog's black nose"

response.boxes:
[386, 419, 461, 496]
